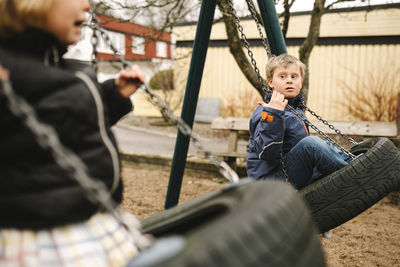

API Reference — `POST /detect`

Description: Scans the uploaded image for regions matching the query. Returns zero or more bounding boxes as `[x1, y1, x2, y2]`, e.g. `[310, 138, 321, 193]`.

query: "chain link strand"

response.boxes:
[87, 8, 239, 184]
[0, 78, 153, 250]
[245, 0, 272, 58]
[302, 105, 357, 145]
[227, 0, 269, 96]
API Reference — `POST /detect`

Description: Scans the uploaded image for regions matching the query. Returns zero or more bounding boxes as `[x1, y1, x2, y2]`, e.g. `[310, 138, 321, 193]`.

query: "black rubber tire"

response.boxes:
[300, 137, 400, 233]
[349, 137, 380, 155]
[137, 179, 325, 267]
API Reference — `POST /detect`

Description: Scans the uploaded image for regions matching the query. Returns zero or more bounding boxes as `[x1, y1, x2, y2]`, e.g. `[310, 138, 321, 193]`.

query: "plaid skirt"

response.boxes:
[0, 213, 138, 267]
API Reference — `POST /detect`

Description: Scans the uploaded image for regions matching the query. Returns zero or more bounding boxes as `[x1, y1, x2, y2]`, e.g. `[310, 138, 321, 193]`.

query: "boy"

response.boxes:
[246, 54, 351, 189]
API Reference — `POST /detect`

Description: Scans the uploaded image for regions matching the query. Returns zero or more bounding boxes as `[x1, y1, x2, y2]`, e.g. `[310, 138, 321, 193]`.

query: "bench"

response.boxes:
[208, 117, 399, 170]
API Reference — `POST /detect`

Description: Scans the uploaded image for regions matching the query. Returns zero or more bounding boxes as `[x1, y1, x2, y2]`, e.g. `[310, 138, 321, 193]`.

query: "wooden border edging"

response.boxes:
[211, 117, 398, 137]
[120, 152, 247, 177]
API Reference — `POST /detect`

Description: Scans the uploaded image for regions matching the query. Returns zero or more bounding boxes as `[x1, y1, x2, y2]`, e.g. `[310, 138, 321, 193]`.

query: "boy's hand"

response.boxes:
[115, 65, 145, 98]
[258, 91, 288, 111]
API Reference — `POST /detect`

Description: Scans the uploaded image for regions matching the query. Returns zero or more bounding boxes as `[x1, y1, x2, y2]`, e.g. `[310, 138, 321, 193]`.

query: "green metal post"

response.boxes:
[257, 0, 287, 55]
[164, 0, 217, 209]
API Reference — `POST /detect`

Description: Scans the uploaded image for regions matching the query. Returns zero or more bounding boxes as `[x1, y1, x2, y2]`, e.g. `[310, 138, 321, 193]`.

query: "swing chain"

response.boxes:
[89, 12, 99, 72]
[245, 0, 272, 58]
[87, 15, 239, 184]
[87, 18, 129, 69]
[226, 0, 356, 160]
[280, 153, 290, 183]
[301, 105, 357, 145]
[290, 106, 356, 158]
[227, 0, 270, 96]
[144, 88, 240, 183]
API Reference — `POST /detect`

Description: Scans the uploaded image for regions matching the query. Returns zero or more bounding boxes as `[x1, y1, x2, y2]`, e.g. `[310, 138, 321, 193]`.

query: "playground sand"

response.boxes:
[120, 161, 400, 267]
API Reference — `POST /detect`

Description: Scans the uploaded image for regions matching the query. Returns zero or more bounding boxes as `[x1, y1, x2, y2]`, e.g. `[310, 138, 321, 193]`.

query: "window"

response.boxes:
[132, 36, 145, 55]
[156, 41, 168, 58]
[96, 30, 125, 55]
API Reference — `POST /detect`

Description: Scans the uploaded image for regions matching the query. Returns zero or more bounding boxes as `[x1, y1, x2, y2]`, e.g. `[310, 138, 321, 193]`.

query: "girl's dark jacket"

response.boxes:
[246, 95, 309, 179]
[0, 28, 132, 229]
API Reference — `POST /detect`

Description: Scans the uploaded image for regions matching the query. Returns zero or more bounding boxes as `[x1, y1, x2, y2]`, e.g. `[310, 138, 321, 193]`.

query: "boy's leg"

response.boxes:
[283, 136, 350, 189]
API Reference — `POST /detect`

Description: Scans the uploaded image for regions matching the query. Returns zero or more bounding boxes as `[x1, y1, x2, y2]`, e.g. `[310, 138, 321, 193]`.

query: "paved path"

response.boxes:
[112, 124, 248, 158]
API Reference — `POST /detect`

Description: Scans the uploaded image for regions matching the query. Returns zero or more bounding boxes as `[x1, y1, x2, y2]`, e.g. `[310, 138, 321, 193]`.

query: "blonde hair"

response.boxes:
[265, 54, 306, 81]
[0, 0, 53, 38]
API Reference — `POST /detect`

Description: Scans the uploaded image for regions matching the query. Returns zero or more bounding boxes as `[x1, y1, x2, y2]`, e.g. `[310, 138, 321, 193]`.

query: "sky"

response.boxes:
[275, 0, 400, 13]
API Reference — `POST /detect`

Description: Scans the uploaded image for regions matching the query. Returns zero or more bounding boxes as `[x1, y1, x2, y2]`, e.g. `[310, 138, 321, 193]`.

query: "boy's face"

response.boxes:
[44, 0, 91, 45]
[267, 63, 302, 99]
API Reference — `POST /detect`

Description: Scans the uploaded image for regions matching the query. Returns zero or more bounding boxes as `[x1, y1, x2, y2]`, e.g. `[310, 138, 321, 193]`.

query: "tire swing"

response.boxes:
[225, 0, 400, 233]
[300, 137, 400, 233]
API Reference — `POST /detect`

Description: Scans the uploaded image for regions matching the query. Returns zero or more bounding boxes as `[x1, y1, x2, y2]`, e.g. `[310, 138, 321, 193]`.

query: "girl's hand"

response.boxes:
[115, 65, 145, 98]
[258, 91, 288, 111]
[0, 65, 10, 81]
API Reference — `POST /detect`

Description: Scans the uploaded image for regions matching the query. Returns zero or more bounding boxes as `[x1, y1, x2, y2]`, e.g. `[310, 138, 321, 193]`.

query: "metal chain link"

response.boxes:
[302, 105, 357, 145]
[144, 87, 239, 183]
[89, 12, 99, 73]
[245, 0, 272, 58]
[87, 11, 239, 184]
[290, 104, 355, 158]
[227, 0, 270, 97]
[280, 153, 290, 184]
[0, 78, 153, 250]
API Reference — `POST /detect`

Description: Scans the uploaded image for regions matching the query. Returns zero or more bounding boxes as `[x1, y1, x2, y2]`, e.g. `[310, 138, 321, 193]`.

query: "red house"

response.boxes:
[95, 15, 172, 62]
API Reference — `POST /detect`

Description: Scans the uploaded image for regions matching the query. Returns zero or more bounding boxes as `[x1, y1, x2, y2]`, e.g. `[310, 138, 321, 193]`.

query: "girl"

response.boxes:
[0, 0, 145, 265]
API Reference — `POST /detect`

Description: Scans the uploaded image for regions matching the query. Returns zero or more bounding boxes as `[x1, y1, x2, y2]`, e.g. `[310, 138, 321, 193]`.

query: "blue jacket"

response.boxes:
[246, 94, 309, 179]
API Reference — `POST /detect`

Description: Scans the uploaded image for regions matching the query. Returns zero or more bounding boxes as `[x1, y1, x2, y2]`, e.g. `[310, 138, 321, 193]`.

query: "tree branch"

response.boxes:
[217, 0, 266, 97]
[280, 0, 295, 38]
[298, 0, 326, 101]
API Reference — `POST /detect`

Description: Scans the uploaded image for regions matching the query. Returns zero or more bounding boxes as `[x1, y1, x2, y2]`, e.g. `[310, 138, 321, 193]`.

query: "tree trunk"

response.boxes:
[217, 0, 265, 98]
[298, 0, 326, 103]
[397, 92, 400, 135]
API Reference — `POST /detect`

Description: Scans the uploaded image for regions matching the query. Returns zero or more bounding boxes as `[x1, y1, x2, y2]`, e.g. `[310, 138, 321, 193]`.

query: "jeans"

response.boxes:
[270, 136, 352, 189]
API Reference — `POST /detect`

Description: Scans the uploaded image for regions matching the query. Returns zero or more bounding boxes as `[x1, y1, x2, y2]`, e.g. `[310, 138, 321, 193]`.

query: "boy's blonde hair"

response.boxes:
[265, 54, 306, 81]
[0, 0, 53, 38]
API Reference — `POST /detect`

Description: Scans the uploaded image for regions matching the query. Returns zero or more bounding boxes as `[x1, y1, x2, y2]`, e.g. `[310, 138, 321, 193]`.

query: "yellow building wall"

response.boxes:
[174, 7, 400, 40]
[170, 44, 400, 121]
[134, 7, 400, 121]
